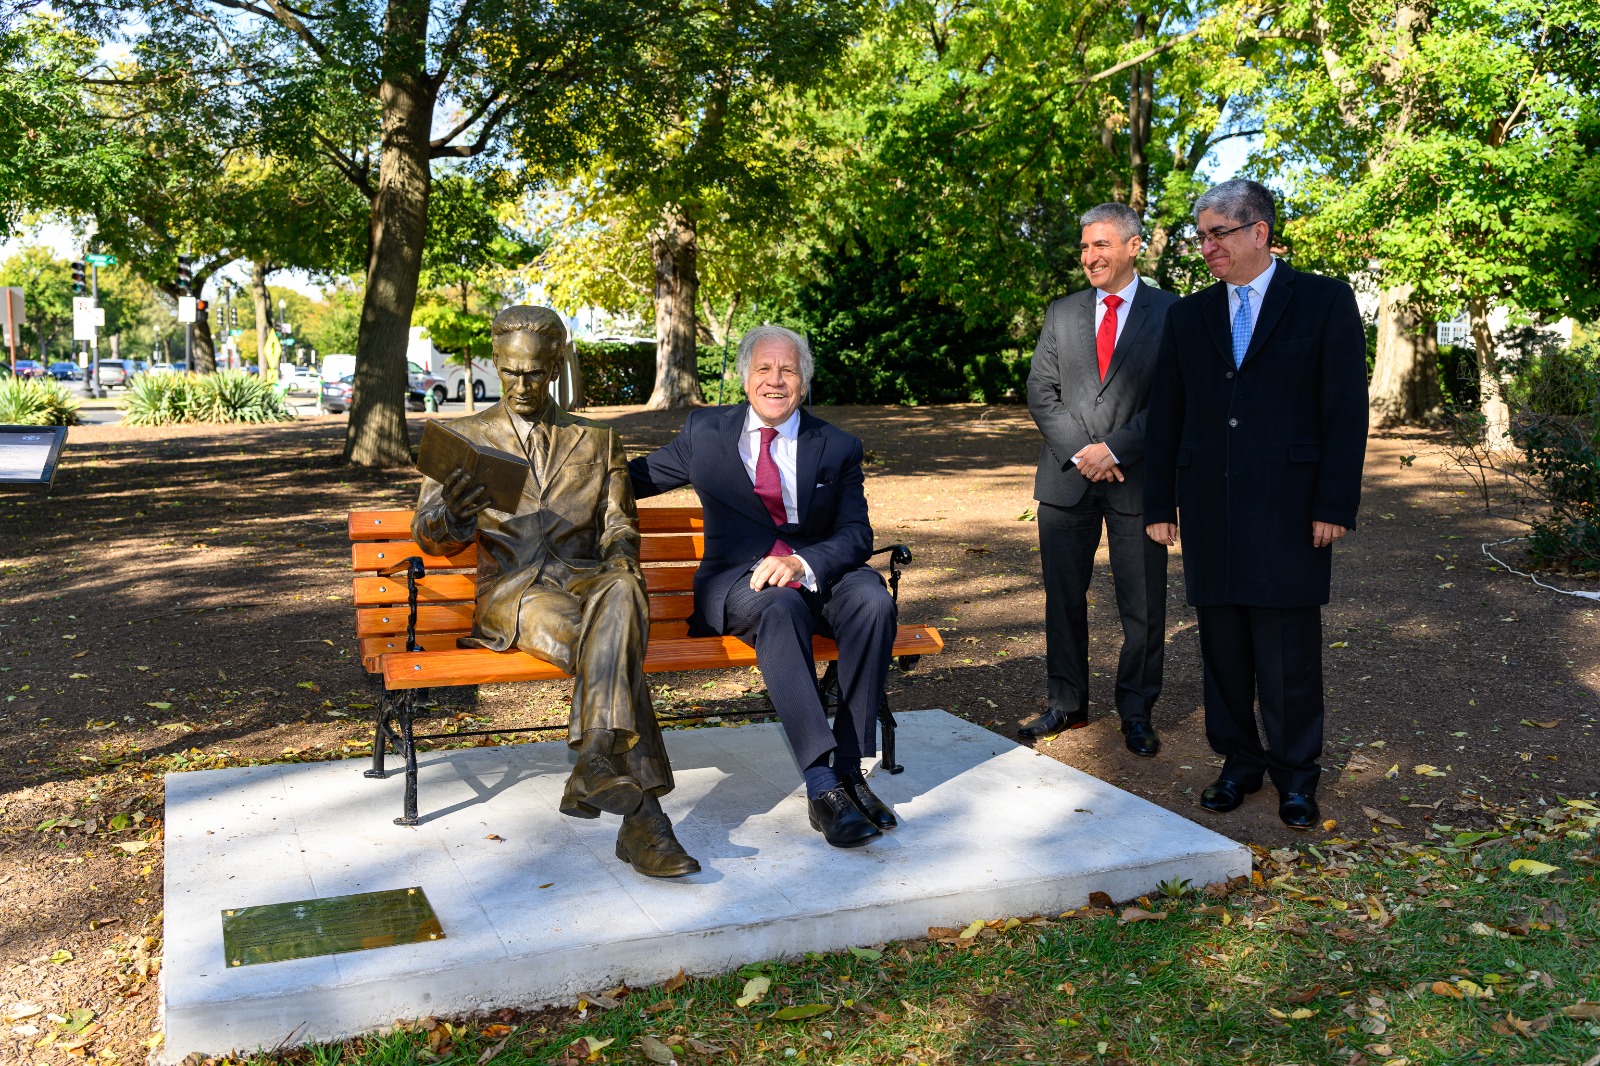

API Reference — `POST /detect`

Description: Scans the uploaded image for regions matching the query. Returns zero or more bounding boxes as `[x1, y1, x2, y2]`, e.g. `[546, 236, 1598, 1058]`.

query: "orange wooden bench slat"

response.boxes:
[355, 594, 694, 638]
[359, 619, 695, 672]
[351, 566, 697, 607]
[351, 535, 704, 573]
[349, 506, 705, 540]
[381, 624, 945, 689]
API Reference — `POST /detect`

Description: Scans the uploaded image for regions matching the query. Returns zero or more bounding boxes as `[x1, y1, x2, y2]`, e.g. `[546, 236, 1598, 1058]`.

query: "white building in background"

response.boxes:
[1434, 309, 1573, 350]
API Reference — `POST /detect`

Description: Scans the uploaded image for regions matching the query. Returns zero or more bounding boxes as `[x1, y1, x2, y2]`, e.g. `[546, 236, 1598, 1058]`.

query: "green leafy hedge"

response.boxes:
[0, 376, 81, 425]
[123, 370, 294, 426]
[1507, 342, 1600, 569]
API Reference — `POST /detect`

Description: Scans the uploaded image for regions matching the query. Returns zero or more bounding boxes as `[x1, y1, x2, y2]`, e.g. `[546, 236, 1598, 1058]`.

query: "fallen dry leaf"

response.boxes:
[735, 975, 771, 1008]
[662, 969, 687, 993]
[640, 1034, 676, 1064]
[1118, 907, 1168, 924]
[1362, 806, 1403, 828]
[1507, 859, 1561, 877]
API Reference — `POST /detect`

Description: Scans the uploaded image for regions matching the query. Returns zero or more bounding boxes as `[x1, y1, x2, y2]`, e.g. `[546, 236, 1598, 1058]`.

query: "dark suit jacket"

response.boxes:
[629, 405, 873, 635]
[1144, 262, 1368, 607]
[1027, 279, 1179, 511]
[413, 403, 639, 653]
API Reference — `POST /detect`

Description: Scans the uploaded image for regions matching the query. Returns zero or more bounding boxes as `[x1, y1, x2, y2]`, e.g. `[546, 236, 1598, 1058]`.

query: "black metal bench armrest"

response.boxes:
[870, 543, 913, 603]
[377, 556, 426, 652]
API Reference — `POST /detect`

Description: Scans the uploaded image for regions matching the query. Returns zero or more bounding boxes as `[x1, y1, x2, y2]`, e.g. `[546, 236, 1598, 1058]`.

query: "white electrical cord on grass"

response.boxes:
[1481, 537, 1600, 601]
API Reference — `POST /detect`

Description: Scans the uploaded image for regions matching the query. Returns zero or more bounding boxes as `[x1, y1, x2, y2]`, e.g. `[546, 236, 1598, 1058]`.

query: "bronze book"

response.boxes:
[417, 421, 530, 513]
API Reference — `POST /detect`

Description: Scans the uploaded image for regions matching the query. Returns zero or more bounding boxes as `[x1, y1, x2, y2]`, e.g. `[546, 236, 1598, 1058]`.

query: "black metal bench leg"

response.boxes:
[395, 691, 420, 826]
[365, 691, 395, 779]
[879, 694, 903, 774]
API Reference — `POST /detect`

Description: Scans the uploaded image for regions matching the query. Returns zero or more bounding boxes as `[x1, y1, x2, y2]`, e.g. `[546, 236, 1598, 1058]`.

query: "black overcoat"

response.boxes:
[1144, 262, 1368, 607]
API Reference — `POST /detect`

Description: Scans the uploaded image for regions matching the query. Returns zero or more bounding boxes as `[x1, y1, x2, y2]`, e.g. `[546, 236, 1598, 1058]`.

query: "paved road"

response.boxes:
[72, 391, 479, 426]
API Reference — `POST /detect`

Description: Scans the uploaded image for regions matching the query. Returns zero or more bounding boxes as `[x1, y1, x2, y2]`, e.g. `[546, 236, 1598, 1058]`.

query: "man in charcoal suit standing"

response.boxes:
[1020, 202, 1177, 757]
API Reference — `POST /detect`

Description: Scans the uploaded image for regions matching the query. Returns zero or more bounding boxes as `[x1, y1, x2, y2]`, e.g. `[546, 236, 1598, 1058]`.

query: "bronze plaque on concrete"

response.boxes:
[221, 886, 444, 966]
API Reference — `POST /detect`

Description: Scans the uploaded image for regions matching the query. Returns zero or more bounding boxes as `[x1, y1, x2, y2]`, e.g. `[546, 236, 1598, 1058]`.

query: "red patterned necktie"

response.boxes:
[1096, 293, 1124, 381]
[753, 426, 802, 588]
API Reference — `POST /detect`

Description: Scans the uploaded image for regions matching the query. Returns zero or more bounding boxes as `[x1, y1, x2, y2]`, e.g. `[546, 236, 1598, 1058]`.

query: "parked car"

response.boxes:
[96, 359, 132, 388]
[47, 361, 81, 381]
[406, 370, 448, 411]
[320, 374, 354, 414]
[13, 359, 46, 379]
[147, 363, 180, 375]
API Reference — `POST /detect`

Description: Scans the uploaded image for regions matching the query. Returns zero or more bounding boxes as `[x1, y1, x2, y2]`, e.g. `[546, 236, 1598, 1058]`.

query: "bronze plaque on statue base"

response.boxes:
[221, 886, 444, 967]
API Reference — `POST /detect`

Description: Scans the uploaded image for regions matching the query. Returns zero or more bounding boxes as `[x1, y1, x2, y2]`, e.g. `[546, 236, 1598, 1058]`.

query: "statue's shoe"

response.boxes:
[615, 811, 701, 878]
[564, 749, 643, 817]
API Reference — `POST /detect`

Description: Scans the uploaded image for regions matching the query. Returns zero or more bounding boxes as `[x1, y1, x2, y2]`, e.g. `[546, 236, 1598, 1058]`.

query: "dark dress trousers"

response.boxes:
[1027, 280, 1177, 725]
[413, 403, 674, 798]
[1144, 261, 1368, 795]
[629, 406, 897, 770]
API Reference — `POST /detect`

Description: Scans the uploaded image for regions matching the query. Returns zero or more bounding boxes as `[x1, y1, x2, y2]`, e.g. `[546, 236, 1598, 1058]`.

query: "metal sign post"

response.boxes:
[4, 287, 22, 373]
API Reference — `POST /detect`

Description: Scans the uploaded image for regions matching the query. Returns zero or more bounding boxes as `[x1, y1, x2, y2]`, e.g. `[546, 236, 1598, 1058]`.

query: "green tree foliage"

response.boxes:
[1265, 0, 1600, 441]
[0, 246, 73, 361]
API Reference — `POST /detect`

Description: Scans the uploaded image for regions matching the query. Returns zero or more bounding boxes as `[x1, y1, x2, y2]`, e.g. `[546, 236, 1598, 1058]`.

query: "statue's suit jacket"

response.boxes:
[1027, 279, 1179, 512]
[1144, 262, 1368, 607]
[412, 402, 640, 656]
[627, 405, 873, 636]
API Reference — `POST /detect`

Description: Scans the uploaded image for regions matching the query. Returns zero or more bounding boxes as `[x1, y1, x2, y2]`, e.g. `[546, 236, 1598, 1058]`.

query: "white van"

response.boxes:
[320, 353, 355, 384]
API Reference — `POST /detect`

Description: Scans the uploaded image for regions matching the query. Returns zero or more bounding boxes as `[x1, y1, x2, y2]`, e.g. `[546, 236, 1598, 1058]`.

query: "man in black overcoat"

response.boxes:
[1144, 179, 1368, 829]
[1021, 202, 1178, 757]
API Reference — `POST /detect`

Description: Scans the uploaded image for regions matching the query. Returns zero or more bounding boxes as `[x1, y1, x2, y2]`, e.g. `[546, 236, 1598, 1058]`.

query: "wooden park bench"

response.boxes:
[347, 506, 946, 824]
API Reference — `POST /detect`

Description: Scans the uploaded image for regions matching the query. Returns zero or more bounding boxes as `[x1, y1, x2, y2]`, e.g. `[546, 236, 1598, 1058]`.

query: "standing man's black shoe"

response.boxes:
[1121, 721, 1160, 757]
[1278, 793, 1319, 830]
[1199, 777, 1262, 814]
[1017, 706, 1088, 738]
[808, 787, 882, 848]
[840, 773, 897, 830]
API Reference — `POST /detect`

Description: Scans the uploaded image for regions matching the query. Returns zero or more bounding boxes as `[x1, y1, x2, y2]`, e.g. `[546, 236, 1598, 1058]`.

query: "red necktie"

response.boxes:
[753, 426, 802, 588]
[1096, 293, 1124, 381]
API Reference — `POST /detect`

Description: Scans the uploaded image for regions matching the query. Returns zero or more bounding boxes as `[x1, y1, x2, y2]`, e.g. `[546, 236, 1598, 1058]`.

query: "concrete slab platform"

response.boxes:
[160, 710, 1249, 1061]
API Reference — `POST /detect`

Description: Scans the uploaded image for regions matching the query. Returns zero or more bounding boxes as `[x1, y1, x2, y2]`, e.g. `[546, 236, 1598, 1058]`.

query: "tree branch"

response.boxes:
[429, 91, 502, 150]
[428, 97, 514, 158]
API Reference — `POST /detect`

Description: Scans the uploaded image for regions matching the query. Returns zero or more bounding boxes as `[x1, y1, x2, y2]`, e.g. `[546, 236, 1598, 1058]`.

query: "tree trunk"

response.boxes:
[193, 301, 217, 374]
[1369, 283, 1443, 428]
[647, 203, 703, 409]
[251, 261, 273, 372]
[1127, 14, 1151, 216]
[344, 9, 434, 467]
[1468, 294, 1511, 449]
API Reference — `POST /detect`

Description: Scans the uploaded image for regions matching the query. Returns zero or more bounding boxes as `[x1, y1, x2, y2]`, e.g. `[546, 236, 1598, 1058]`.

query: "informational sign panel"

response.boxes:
[0, 426, 69, 489]
[84, 253, 116, 266]
[177, 296, 197, 323]
[6, 287, 22, 324]
[72, 295, 97, 341]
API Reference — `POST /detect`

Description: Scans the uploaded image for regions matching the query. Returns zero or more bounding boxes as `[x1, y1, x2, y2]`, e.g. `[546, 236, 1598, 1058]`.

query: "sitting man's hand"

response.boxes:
[1072, 442, 1124, 483]
[1146, 521, 1179, 546]
[751, 554, 806, 590]
[441, 468, 492, 524]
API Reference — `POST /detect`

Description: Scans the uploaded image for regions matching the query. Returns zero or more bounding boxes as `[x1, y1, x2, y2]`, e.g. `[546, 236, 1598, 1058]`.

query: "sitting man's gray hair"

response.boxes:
[1194, 179, 1278, 240]
[1079, 202, 1142, 242]
[737, 325, 814, 389]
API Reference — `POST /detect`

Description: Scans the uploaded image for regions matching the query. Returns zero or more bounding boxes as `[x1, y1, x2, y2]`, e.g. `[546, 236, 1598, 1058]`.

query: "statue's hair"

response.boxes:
[491, 305, 568, 346]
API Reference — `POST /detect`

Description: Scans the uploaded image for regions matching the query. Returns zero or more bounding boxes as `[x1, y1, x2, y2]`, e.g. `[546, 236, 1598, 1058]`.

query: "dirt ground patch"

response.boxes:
[2, 404, 1597, 1062]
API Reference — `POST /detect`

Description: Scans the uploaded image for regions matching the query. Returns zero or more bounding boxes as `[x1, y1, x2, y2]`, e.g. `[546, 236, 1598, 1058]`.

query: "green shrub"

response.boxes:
[1507, 342, 1600, 569]
[698, 345, 744, 405]
[122, 371, 293, 426]
[0, 376, 81, 425]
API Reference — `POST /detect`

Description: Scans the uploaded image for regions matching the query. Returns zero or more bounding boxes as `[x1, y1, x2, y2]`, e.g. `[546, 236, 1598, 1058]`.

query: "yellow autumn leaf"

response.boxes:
[735, 975, 771, 1008]
[1412, 764, 1446, 776]
[1455, 980, 1493, 999]
[1507, 859, 1560, 877]
[958, 919, 985, 939]
[1288, 1008, 1316, 1020]
[576, 1035, 614, 1059]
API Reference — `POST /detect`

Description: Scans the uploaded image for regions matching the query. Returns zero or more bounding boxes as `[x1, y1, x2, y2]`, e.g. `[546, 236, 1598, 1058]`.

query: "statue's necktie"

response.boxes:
[753, 426, 802, 587]
[1232, 286, 1253, 367]
[1096, 293, 1124, 381]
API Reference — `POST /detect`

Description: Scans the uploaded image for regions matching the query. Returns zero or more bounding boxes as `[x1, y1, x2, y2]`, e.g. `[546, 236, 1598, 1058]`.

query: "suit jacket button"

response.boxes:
[1226, 371, 1235, 379]
[1094, 396, 1104, 404]
[1228, 418, 1239, 427]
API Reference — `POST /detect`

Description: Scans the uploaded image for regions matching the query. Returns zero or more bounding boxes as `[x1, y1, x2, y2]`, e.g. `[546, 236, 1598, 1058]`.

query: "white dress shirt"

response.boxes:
[1092, 275, 1141, 346]
[737, 406, 817, 589]
[1228, 257, 1278, 343]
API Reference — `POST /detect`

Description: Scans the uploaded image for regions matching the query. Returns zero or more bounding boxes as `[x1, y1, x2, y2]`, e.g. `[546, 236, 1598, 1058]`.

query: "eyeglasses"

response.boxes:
[1198, 221, 1263, 244]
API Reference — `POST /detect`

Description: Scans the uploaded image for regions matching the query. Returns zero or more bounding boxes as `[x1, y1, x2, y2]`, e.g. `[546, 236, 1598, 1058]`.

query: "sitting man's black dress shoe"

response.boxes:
[808, 787, 882, 848]
[1199, 776, 1263, 814]
[1017, 706, 1088, 738]
[1121, 721, 1160, 758]
[840, 773, 897, 829]
[1278, 793, 1319, 830]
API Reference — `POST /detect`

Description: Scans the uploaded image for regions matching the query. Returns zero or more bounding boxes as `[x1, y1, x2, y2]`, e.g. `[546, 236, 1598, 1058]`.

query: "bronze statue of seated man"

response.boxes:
[412, 304, 698, 878]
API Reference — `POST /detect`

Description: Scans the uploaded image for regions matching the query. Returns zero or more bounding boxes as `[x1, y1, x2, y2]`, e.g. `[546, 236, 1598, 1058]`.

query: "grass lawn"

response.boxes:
[249, 799, 1600, 1066]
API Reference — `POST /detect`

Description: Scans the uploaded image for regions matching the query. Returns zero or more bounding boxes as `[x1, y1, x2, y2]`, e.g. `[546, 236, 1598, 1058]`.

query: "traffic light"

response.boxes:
[229, 305, 238, 330]
[176, 256, 192, 297]
[71, 261, 86, 294]
[196, 298, 209, 324]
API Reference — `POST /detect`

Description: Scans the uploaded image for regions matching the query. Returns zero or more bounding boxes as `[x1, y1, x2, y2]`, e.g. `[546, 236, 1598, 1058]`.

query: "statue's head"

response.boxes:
[490, 305, 567, 419]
